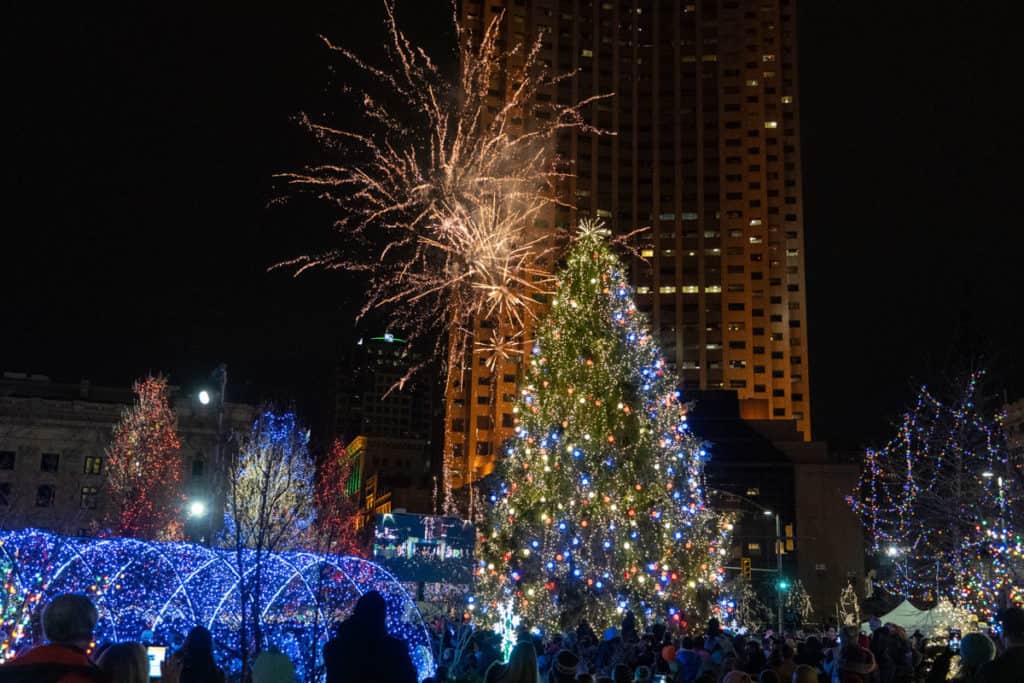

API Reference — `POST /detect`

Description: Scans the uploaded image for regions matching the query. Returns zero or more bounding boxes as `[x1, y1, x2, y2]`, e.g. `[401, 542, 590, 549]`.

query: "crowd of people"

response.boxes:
[1, 593, 1021, 683]
[429, 610, 1024, 683]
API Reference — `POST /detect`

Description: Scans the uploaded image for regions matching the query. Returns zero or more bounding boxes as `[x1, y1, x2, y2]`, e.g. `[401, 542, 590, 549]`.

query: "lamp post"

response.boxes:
[764, 509, 784, 634]
[197, 363, 227, 546]
[710, 489, 787, 634]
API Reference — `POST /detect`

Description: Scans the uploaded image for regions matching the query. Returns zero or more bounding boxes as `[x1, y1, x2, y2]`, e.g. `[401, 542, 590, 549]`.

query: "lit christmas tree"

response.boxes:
[785, 578, 814, 625]
[104, 375, 184, 540]
[848, 371, 1023, 619]
[476, 222, 731, 631]
[838, 584, 860, 627]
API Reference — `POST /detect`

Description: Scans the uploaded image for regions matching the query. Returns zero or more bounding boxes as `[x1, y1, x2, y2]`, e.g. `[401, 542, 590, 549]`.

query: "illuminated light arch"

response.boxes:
[0, 530, 433, 681]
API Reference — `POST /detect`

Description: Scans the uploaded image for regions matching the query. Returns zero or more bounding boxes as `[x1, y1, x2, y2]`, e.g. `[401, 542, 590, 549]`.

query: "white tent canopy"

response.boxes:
[861, 599, 937, 635]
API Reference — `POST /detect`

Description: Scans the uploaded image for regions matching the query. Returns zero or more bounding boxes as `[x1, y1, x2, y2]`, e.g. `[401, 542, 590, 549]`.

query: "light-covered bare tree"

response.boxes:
[219, 409, 315, 676]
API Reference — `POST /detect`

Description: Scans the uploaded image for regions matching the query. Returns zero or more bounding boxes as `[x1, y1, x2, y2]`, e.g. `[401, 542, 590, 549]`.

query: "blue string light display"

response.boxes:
[0, 529, 434, 681]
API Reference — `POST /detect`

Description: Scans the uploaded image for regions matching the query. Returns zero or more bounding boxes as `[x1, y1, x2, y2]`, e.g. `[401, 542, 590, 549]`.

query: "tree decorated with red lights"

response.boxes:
[104, 375, 184, 540]
[475, 222, 731, 631]
[311, 438, 363, 557]
[848, 371, 1023, 618]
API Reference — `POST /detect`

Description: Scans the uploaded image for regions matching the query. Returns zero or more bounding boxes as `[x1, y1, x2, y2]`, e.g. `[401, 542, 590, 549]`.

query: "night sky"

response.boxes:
[3, 2, 1019, 451]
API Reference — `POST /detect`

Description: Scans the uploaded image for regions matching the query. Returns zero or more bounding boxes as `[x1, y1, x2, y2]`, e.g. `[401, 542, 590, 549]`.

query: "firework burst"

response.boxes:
[277, 0, 605, 341]
[276, 1, 609, 508]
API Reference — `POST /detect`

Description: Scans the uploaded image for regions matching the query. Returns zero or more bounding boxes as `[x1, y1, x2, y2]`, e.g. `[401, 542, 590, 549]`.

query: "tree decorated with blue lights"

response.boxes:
[848, 371, 1023, 620]
[221, 410, 316, 671]
[476, 222, 731, 631]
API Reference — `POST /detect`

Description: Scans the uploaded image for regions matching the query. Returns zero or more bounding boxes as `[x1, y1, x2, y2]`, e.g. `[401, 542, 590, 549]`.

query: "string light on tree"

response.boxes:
[103, 375, 184, 541]
[475, 222, 731, 631]
[847, 371, 1023, 619]
[838, 584, 860, 627]
[785, 579, 814, 625]
[311, 438, 364, 557]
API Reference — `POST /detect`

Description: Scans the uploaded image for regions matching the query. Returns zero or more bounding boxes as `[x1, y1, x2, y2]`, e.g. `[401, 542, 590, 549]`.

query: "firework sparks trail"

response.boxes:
[276, 1, 610, 511]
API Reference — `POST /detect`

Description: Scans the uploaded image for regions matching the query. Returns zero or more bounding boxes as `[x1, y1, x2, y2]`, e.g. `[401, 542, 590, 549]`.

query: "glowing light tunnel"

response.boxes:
[0, 529, 433, 681]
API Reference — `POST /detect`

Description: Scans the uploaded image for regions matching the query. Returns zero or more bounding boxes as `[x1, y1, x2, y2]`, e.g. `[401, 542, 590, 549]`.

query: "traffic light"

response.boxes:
[741, 557, 752, 580]
[785, 523, 795, 552]
[777, 578, 791, 591]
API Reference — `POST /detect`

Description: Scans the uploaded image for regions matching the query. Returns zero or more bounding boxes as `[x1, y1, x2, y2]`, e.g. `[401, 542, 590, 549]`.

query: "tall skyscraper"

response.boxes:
[446, 0, 811, 492]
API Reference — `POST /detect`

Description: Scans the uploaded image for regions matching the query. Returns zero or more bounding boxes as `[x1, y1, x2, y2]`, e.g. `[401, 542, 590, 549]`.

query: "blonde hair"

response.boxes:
[97, 642, 149, 683]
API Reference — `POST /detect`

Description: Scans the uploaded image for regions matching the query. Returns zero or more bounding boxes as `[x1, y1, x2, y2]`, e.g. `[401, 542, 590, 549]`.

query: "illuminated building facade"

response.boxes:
[446, 0, 812, 493]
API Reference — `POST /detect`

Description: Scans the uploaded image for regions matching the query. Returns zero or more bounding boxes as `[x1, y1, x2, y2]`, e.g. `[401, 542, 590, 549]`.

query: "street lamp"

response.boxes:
[188, 500, 208, 518]
[198, 389, 211, 406]
[763, 510, 784, 634]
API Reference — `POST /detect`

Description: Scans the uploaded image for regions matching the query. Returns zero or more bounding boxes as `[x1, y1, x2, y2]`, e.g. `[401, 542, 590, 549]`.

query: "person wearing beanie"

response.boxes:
[660, 645, 676, 664]
[632, 665, 652, 683]
[954, 632, 994, 681]
[549, 650, 579, 683]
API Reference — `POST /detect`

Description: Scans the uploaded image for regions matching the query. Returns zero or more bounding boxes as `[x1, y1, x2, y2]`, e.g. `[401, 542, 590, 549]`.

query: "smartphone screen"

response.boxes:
[146, 646, 167, 678]
[947, 629, 961, 653]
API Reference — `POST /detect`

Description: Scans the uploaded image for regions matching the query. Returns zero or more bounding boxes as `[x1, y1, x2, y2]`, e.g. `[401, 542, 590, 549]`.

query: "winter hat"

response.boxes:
[958, 632, 996, 670]
[722, 672, 753, 683]
[553, 650, 580, 678]
[660, 645, 676, 663]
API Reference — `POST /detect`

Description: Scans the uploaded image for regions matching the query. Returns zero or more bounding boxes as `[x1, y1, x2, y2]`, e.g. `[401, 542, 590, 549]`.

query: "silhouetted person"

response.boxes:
[977, 606, 1024, 683]
[324, 591, 417, 683]
[96, 643, 148, 683]
[621, 612, 638, 643]
[175, 627, 223, 683]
